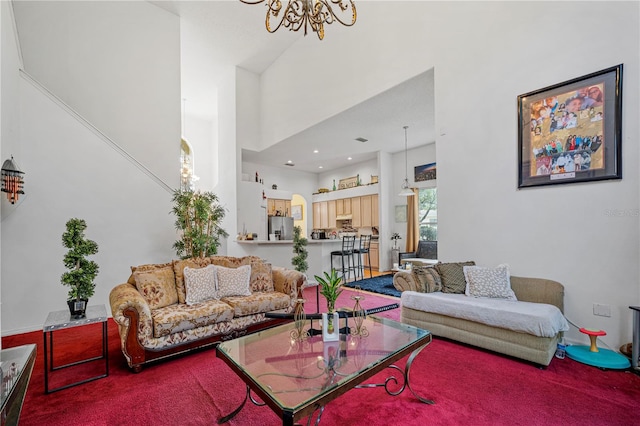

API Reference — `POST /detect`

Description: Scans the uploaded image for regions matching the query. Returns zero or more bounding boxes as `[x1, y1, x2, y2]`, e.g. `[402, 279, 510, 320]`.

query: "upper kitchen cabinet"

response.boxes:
[351, 197, 362, 227]
[268, 199, 291, 216]
[360, 195, 373, 227]
[313, 200, 336, 229]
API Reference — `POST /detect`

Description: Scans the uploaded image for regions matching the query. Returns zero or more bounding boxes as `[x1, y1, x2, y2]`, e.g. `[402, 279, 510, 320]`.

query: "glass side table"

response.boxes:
[0, 344, 36, 425]
[43, 305, 109, 393]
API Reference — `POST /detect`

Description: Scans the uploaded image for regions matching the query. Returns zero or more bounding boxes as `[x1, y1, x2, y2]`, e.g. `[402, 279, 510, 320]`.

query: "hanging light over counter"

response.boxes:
[399, 126, 414, 197]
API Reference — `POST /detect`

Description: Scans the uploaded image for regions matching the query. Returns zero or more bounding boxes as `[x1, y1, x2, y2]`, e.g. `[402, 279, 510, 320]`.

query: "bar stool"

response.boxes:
[354, 235, 372, 280]
[330, 236, 357, 282]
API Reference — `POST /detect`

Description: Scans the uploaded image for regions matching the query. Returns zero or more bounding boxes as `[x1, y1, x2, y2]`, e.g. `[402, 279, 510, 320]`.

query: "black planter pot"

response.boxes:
[67, 298, 88, 319]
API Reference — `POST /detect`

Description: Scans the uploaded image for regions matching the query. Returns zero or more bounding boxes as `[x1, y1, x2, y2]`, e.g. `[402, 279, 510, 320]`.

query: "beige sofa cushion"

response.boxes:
[222, 292, 291, 317]
[133, 266, 178, 310]
[436, 261, 475, 294]
[150, 298, 234, 338]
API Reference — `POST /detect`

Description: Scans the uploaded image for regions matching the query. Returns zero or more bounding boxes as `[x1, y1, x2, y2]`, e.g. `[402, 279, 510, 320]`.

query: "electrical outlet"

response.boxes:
[593, 303, 612, 317]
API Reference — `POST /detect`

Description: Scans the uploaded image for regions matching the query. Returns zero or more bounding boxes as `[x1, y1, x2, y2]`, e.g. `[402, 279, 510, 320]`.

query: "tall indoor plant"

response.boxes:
[61, 218, 99, 319]
[291, 225, 309, 274]
[171, 189, 228, 259]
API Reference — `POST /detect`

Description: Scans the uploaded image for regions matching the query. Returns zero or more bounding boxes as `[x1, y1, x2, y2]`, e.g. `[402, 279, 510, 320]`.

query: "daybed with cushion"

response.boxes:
[394, 262, 568, 366]
[109, 255, 304, 372]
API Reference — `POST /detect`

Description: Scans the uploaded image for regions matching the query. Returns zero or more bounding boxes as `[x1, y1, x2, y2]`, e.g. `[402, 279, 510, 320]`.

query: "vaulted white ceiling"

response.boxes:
[155, 1, 435, 173]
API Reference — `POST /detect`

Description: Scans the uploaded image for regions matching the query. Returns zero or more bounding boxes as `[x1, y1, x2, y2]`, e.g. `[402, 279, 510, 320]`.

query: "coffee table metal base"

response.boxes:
[218, 343, 432, 425]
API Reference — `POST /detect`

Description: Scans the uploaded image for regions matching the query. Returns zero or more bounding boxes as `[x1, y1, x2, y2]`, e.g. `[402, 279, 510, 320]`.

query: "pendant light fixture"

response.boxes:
[399, 126, 414, 197]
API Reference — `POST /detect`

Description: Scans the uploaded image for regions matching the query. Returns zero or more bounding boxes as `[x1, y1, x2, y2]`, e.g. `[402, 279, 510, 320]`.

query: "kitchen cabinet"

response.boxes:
[360, 195, 373, 227]
[372, 194, 379, 227]
[327, 200, 336, 228]
[319, 201, 328, 228]
[313, 200, 336, 229]
[313, 202, 321, 229]
[365, 241, 379, 271]
[268, 199, 292, 217]
[336, 198, 352, 216]
[351, 197, 361, 227]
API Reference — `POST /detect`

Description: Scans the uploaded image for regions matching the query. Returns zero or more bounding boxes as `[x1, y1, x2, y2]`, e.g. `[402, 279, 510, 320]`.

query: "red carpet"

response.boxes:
[4, 287, 639, 426]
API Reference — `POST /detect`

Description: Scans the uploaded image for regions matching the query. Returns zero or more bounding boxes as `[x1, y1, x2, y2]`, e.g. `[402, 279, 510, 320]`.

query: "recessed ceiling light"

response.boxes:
[318, 166, 323, 169]
[284, 160, 295, 166]
[355, 137, 368, 143]
[313, 149, 319, 154]
[347, 157, 352, 161]
[287, 160, 293, 163]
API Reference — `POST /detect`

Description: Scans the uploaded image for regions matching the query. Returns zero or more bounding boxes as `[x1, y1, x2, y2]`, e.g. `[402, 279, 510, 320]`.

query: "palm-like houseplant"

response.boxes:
[314, 269, 343, 333]
[171, 189, 228, 259]
[61, 218, 99, 319]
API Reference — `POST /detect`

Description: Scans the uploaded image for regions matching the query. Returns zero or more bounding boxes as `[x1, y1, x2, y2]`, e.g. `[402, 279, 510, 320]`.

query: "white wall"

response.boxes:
[184, 114, 215, 191]
[318, 158, 378, 191]
[390, 143, 437, 247]
[1, 0, 25, 340]
[0, 77, 176, 334]
[241, 160, 318, 235]
[245, 1, 640, 347]
[12, 1, 180, 185]
[1, 2, 181, 335]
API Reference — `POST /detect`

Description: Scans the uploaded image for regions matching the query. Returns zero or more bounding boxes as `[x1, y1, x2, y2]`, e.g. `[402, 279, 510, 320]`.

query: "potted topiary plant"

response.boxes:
[291, 226, 309, 274]
[171, 189, 228, 259]
[61, 218, 99, 319]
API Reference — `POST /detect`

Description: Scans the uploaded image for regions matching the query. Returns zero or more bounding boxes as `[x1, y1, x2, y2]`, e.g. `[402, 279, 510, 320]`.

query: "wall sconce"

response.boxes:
[1, 156, 25, 204]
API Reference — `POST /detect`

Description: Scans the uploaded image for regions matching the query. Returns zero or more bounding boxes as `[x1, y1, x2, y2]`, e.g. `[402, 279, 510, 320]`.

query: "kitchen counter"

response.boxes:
[236, 239, 342, 245]
[234, 238, 344, 279]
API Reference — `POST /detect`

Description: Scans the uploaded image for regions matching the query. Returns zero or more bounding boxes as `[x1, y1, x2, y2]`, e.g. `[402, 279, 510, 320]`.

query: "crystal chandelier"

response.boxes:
[240, 0, 357, 40]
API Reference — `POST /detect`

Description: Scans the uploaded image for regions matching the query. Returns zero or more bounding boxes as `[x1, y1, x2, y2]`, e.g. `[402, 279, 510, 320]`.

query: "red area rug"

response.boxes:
[4, 287, 639, 425]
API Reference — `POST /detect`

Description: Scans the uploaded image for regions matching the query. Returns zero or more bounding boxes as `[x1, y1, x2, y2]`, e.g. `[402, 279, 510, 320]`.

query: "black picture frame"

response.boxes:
[517, 64, 622, 189]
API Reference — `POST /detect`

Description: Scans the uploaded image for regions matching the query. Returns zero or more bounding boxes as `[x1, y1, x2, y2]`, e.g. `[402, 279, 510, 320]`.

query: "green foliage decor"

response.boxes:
[314, 269, 343, 313]
[291, 226, 309, 273]
[61, 218, 99, 301]
[172, 189, 228, 259]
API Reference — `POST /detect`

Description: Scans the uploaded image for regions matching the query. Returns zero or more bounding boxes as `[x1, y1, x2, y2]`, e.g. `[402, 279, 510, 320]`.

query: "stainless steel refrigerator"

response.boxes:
[268, 216, 294, 240]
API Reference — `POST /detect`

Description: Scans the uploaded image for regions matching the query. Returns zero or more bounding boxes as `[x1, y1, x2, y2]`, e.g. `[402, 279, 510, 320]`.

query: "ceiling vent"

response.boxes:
[355, 137, 368, 143]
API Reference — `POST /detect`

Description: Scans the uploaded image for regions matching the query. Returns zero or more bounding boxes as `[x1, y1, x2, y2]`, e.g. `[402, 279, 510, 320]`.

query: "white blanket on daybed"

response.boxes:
[401, 291, 569, 338]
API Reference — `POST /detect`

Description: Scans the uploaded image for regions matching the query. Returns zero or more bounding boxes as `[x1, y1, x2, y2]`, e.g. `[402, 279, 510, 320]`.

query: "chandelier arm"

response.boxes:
[321, 0, 357, 27]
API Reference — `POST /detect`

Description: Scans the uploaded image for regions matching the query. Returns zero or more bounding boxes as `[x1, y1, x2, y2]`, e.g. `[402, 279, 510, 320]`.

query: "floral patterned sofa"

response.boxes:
[109, 255, 304, 372]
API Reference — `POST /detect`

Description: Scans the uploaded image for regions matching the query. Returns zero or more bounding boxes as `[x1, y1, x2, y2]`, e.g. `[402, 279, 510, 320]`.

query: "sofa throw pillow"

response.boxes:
[128, 262, 173, 285]
[463, 264, 517, 300]
[412, 266, 442, 293]
[217, 264, 252, 298]
[184, 265, 218, 305]
[249, 260, 274, 293]
[172, 258, 212, 304]
[133, 266, 178, 310]
[436, 261, 476, 294]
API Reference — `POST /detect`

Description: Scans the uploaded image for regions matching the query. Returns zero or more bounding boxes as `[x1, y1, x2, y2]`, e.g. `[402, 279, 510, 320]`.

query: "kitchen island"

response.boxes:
[235, 239, 343, 282]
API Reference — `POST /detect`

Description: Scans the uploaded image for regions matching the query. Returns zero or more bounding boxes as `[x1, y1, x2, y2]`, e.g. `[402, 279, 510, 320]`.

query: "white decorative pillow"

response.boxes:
[184, 265, 218, 305]
[216, 265, 252, 298]
[463, 264, 517, 300]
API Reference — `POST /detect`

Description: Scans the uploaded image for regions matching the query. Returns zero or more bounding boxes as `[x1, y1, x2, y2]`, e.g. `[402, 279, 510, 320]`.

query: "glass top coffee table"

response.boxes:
[216, 315, 432, 425]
